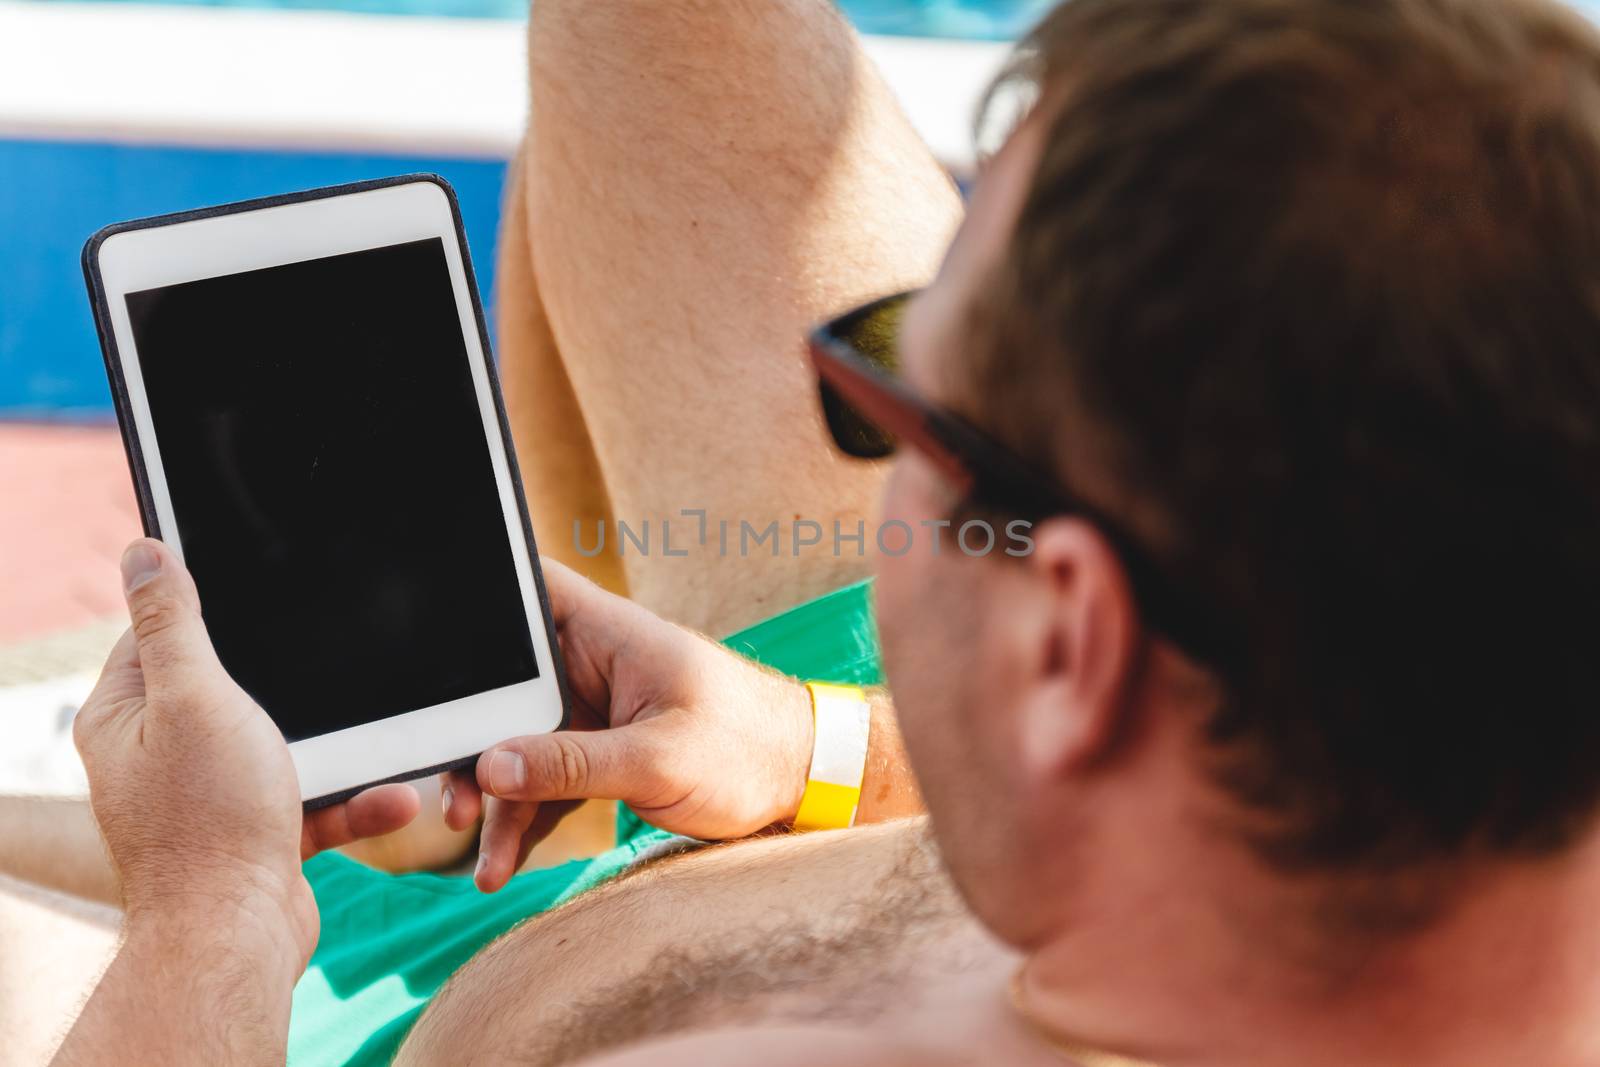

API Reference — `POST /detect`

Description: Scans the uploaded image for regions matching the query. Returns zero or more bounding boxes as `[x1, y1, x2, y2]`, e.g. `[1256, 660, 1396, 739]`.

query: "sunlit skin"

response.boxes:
[868, 111, 1600, 1067]
[55, 98, 1600, 1067]
[31, 0, 1600, 1063]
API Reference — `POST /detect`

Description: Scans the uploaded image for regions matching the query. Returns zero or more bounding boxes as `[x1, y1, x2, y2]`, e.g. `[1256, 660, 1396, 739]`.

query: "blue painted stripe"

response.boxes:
[0, 139, 507, 418]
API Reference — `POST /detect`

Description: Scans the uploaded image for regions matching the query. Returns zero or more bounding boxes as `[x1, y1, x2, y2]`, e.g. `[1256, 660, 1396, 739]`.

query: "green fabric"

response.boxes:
[288, 578, 882, 1066]
[721, 579, 883, 686]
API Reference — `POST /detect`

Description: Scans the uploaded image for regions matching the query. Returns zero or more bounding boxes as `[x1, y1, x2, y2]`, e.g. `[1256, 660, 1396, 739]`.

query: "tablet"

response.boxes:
[82, 175, 569, 807]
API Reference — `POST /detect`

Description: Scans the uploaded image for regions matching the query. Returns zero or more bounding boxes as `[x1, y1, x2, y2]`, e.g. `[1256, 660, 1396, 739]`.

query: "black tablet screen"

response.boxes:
[125, 237, 539, 743]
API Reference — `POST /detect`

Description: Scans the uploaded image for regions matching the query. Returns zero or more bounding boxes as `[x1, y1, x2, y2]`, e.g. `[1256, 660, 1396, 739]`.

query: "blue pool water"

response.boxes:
[49, 0, 1600, 39]
[68, 1, 1056, 40]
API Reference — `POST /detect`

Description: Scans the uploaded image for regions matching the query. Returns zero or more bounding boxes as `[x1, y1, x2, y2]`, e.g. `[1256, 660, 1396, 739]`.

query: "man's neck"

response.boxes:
[1019, 829, 1600, 1067]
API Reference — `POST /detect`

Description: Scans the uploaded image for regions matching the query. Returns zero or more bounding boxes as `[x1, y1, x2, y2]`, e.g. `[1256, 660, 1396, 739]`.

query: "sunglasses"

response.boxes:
[806, 290, 1222, 664]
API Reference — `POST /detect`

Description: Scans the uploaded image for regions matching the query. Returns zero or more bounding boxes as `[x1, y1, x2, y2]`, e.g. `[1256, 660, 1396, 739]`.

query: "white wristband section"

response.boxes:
[809, 686, 871, 787]
[794, 683, 872, 831]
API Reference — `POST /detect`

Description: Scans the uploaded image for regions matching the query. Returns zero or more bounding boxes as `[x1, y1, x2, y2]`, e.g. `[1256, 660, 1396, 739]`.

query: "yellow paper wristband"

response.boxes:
[793, 682, 871, 831]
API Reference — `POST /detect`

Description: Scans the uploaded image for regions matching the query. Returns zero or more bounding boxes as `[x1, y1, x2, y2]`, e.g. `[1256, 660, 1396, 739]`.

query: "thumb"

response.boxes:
[478, 726, 673, 807]
[120, 539, 229, 707]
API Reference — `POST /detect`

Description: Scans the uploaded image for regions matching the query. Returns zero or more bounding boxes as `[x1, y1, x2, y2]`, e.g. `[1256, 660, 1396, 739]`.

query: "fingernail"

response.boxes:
[121, 543, 162, 593]
[442, 786, 454, 818]
[488, 750, 527, 793]
[475, 851, 489, 880]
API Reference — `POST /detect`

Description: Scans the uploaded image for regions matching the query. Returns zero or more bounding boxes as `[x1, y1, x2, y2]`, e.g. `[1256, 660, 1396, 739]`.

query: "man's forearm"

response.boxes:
[51, 900, 300, 1066]
[856, 690, 924, 824]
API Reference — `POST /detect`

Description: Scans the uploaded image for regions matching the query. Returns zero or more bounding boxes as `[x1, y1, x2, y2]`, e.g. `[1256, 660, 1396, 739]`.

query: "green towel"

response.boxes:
[288, 579, 882, 1066]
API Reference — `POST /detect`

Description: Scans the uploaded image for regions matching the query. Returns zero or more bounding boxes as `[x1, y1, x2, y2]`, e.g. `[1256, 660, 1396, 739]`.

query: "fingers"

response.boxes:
[540, 556, 670, 732]
[301, 784, 422, 860]
[118, 539, 229, 709]
[476, 795, 538, 893]
[477, 727, 666, 807]
[540, 555, 637, 636]
[538, 556, 602, 627]
[471, 795, 581, 893]
[440, 767, 483, 831]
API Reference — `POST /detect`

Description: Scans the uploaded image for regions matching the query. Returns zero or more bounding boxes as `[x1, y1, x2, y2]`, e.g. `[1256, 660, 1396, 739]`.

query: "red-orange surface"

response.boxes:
[0, 423, 140, 643]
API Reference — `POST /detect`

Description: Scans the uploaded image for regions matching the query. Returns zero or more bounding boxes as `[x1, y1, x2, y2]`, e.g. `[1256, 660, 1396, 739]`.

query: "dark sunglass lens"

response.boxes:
[835, 293, 907, 374]
[818, 293, 911, 459]
[820, 380, 896, 458]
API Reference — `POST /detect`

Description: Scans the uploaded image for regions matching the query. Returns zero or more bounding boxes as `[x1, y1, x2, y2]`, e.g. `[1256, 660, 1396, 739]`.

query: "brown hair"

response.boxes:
[972, 0, 1600, 869]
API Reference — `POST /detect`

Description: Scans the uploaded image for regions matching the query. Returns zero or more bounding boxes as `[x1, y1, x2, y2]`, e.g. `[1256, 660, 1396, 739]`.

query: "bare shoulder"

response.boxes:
[573, 1025, 958, 1067]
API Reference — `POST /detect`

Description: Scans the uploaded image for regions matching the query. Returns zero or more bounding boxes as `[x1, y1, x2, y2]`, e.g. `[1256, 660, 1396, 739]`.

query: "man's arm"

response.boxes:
[50, 540, 420, 1065]
[52, 892, 301, 1066]
[856, 689, 923, 824]
[444, 559, 926, 891]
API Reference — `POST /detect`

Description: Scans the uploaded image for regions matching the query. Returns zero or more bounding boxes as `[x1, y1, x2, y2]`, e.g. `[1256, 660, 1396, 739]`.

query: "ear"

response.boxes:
[1013, 516, 1141, 777]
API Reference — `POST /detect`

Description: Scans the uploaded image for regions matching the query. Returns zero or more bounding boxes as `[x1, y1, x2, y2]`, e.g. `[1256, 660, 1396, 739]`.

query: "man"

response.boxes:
[2, 0, 957, 1056]
[38, 0, 1600, 1063]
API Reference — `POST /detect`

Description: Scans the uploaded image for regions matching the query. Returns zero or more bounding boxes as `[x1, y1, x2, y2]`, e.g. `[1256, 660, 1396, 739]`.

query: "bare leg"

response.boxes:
[509, 0, 963, 637]
[0, 795, 116, 905]
[497, 145, 628, 598]
[493, 0, 960, 858]
[0, 785, 473, 905]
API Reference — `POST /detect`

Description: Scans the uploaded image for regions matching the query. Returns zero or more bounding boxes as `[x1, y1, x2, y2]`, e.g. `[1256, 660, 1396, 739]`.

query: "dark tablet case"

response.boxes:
[81, 174, 573, 809]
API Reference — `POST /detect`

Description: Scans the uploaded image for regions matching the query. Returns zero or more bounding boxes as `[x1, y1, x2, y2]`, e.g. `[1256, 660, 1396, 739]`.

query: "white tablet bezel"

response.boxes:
[88, 178, 567, 805]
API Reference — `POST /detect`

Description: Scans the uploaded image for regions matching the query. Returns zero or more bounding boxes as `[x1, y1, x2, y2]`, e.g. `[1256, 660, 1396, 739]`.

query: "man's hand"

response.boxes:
[443, 559, 818, 892]
[54, 538, 422, 1066]
[73, 539, 421, 962]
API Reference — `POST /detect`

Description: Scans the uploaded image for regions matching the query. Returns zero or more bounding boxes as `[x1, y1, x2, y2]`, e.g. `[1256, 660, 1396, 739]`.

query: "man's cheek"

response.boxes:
[877, 602, 932, 762]
[881, 598, 962, 780]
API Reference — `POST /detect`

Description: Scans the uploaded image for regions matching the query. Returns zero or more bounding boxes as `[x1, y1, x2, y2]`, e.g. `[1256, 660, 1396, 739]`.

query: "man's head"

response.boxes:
[876, 0, 1600, 948]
